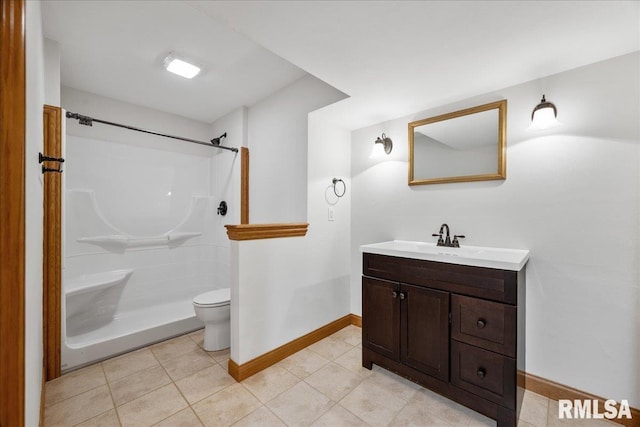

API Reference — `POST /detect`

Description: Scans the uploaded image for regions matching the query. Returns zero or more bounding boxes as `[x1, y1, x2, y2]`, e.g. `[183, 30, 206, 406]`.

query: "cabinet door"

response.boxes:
[400, 284, 449, 381]
[362, 277, 400, 361]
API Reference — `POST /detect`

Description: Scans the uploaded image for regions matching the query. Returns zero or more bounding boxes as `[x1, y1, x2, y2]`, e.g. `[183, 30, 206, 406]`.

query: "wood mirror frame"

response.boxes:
[408, 100, 507, 185]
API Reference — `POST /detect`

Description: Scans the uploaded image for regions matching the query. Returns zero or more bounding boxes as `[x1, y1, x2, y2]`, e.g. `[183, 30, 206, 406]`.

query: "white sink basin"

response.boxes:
[360, 240, 529, 271]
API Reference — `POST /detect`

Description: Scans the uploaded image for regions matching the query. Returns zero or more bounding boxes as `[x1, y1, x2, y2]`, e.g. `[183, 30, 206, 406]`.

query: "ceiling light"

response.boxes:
[370, 133, 393, 158]
[528, 94, 559, 130]
[163, 53, 200, 79]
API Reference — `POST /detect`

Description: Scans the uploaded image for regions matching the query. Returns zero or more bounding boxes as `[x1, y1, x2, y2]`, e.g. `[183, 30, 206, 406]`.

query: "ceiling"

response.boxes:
[43, 1, 639, 130]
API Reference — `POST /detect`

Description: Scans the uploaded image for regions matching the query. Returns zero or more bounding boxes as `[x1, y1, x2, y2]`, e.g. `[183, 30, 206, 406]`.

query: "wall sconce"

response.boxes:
[528, 94, 559, 130]
[370, 133, 393, 158]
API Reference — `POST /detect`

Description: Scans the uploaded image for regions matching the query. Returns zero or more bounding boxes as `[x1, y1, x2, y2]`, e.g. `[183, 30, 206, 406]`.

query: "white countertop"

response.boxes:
[360, 240, 529, 271]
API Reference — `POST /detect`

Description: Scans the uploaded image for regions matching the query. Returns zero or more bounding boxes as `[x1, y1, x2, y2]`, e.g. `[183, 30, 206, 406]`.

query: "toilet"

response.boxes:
[192, 288, 230, 351]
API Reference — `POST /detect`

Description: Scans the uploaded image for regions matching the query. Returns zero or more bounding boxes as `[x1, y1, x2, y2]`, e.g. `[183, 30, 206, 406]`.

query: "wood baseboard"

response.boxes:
[39, 374, 45, 427]
[349, 313, 362, 327]
[227, 314, 353, 381]
[518, 371, 639, 427]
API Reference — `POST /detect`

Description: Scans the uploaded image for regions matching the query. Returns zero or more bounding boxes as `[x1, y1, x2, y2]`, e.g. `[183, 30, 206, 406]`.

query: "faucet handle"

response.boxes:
[432, 233, 445, 246]
[452, 235, 465, 248]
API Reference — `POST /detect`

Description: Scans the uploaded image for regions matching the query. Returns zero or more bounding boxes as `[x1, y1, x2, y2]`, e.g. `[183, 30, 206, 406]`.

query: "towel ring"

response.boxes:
[332, 178, 346, 198]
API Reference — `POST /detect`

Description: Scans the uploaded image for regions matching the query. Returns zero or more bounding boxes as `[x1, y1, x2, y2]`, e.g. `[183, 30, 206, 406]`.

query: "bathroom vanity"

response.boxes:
[360, 241, 529, 427]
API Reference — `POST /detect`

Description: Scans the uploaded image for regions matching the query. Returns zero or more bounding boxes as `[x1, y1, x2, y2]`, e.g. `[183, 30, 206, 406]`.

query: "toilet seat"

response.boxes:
[193, 288, 230, 308]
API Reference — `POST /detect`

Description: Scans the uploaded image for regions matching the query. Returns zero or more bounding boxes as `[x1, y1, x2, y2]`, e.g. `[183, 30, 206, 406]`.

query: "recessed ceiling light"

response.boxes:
[163, 53, 201, 79]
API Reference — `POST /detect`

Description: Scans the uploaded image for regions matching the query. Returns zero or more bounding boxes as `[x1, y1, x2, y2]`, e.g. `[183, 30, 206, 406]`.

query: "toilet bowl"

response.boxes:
[192, 288, 230, 351]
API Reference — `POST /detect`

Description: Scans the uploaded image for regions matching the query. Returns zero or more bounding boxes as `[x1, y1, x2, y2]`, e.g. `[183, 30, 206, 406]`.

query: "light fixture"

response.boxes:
[528, 94, 559, 130]
[163, 53, 201, 79]
[370, 133, 393, 158]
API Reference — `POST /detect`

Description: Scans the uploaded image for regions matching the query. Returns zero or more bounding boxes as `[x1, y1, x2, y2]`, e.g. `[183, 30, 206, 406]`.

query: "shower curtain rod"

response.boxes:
[65, 111, 239, 153]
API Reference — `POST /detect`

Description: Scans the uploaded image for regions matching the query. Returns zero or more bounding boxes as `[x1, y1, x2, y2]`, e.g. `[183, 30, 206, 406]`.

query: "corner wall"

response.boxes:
[247, 75, 347, 223]
[350, 52, 640, 406]
[25, 1, 45, 424]
[230, 78, 351, 364]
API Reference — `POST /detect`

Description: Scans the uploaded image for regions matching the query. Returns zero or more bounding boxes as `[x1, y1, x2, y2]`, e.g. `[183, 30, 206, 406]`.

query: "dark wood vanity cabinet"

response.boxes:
[362, 253, 525, 427]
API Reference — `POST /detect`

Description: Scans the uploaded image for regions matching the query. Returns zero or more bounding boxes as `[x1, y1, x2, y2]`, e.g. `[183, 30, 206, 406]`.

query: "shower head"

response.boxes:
[210, 132, 227, 146]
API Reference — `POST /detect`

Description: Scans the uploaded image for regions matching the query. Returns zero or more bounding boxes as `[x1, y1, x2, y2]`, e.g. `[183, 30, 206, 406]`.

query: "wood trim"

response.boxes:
[349, 314, 362, 327]
[227, 314, 352, 381]
[240, 147, 249, 224]
[225, 223, 308, 241]
[43, 105, 62, 381]
[518, 371, 639, 427]
[39, 374, 45, 427]
[0, 0, 26, 424]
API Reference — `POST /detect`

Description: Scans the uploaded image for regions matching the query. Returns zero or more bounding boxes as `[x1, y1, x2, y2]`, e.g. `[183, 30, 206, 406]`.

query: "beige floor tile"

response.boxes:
[340, 380, 409, 427]
[109, 365, 171, 406]
[161, 348, 215, 381]
[150, 335, 201, 364]
[117, 383, 188, 427]
[278, 348, 329, 379]
[192, 383, 261, 427]
[44, 384, 113, 427]
[331, 325, 362, 347]
[231, 406, 287, 427]
[75, 409, 121, 427]
[365, 369, 420, 402]
[466, 409, 496, 427]
[389, 403, 453, 427]
[175, 364, 237, 404]
[102, 348, 159, 383]
[334, 347, 374, 378]
[208, 347, 231, 365]
[408, 388, 481, 426]
[153, 407, 204, 426]
[311, 403, 371, 427]
[189, 329, 206, 348]
[45, 363, 106, 406]
[241, 365, 300, 403]
[518, 389, 549, 427]
[266, 382, 334, 427]
[305, 362, 364, 401]
[308, 336, 354, 361]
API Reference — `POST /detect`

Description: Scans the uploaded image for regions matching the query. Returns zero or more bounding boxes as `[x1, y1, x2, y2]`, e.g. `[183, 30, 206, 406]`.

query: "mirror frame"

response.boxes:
[408, 99, 507, 185]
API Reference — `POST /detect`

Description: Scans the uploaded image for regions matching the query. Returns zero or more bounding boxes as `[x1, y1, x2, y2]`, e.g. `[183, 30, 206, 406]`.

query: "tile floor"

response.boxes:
[44, 326, 617, 427]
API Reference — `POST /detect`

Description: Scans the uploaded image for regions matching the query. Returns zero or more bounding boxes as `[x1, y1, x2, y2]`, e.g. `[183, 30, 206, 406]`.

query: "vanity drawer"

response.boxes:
[451, 294, 516, 357]
[363, 253, 517, 304]
[451, 341, 516, 409]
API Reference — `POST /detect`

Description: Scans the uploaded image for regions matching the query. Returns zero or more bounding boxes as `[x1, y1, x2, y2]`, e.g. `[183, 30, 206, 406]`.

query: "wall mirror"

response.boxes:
[408, 99, 507, 185]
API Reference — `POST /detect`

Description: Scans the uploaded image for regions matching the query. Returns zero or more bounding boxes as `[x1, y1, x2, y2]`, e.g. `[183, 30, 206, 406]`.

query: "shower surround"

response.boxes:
[62, 134, 235, 371]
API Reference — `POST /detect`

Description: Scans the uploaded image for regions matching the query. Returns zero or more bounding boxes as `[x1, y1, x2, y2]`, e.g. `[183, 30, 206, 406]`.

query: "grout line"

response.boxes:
[99, 363, 122, 426]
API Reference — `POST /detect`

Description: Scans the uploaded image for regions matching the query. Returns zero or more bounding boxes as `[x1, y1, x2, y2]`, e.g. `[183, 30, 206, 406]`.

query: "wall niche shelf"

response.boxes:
[77, 232, 202, 250]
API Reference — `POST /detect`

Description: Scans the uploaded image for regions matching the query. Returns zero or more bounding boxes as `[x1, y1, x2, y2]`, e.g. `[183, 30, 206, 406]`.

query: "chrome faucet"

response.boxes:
[432, 223, 465, 247]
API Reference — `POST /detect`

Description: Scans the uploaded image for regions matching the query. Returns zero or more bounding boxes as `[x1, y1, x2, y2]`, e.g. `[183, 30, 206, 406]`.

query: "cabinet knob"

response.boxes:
[477, 368, 486, 379]
[399, 292, 406, 300]
[392, 291, 398, 299]
[476, 319, 486, 329]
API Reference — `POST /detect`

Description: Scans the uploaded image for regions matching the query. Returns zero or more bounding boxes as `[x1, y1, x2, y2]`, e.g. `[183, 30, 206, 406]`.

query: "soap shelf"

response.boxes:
[78, 232, 202, 249]
[66, 269, 134, 297]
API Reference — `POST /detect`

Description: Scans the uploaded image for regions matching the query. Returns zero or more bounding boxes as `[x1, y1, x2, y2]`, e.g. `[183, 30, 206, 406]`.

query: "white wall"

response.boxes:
[231, 106, 351, 364]
[247, 75, 347, 223]
[43, 38, 60, 106]
[350, 53, 640, 406]
[210, 107, 246, 292]
[25, 1, 45, 424]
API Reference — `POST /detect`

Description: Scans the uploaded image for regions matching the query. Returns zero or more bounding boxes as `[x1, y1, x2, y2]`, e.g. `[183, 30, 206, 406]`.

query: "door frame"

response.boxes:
[43, 105, 62, 381]
[0, 0, 27, 425]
